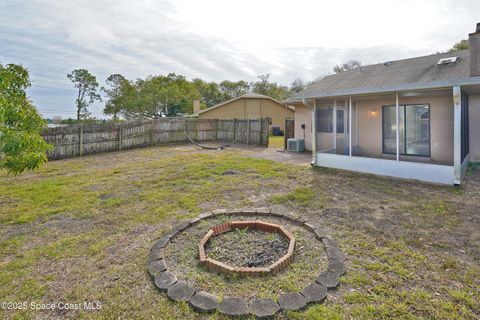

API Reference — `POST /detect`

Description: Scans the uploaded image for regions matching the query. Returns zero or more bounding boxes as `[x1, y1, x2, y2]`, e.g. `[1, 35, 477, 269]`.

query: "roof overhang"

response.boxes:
[288, 77, 480, 102]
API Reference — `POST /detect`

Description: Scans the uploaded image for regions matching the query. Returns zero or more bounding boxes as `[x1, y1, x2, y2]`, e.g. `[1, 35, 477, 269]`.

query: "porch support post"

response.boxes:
[311, 99, 317, 165]
[349, 96, 352, 156]
[333, 100, 337, 151]
[395, 92, 400, 162]
[453, 86, 462, 185]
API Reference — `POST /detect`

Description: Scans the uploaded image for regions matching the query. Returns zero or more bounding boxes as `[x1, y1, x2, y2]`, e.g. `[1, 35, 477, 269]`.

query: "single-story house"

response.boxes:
[196, 93, 294, 131]
[288, 23, 480, 185]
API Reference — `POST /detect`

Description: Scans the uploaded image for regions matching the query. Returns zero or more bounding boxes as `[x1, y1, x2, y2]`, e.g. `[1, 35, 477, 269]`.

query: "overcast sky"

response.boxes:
[1, 0, 479, 118]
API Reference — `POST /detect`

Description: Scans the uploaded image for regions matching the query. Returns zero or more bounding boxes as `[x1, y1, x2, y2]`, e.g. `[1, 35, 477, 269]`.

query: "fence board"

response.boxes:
[42, 118, 269, 160]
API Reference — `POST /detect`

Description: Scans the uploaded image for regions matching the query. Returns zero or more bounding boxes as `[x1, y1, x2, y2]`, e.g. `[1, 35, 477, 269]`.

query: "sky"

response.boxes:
[1, 0, 479, 119]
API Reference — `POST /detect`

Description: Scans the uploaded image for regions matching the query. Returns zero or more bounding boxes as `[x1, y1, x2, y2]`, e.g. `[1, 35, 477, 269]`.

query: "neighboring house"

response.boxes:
[288, 23, 480, 185]
[196, 93, 294, 131]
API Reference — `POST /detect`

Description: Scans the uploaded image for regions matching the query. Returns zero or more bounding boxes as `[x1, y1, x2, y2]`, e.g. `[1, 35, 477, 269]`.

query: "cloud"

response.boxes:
[0, 0, 479, 118]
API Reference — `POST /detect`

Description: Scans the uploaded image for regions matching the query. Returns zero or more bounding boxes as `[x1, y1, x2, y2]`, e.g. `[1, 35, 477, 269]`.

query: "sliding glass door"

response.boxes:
[383, 106, 404, 154]
[382, 104, 430, 157]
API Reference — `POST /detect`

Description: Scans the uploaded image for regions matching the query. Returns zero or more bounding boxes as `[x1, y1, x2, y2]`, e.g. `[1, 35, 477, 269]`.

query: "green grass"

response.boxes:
[467, 161, 480, 176]
[268, 135, 285, 149]
[270, 187, 315, 207]
[0, 145, 479, 319]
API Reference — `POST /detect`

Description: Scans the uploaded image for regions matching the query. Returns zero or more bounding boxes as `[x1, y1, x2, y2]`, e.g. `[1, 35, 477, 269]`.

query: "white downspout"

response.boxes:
[303, 98, 317, 165]
[333, 100, 337, 152]
[349, 96, 352, 156]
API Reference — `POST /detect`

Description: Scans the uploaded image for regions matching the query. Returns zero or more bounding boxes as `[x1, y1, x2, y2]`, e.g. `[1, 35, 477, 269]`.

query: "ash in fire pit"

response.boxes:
[205, 228, 289, 268]
[199, 221, 296, 276]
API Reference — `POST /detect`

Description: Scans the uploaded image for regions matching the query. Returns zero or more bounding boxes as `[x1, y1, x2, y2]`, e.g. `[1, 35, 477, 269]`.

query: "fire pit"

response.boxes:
[149, 209, 347, 316]
[198, 220, 295, 276]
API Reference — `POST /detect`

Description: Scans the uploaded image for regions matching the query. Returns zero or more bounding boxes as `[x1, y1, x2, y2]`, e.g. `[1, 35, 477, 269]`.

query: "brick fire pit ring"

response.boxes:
[148, 209, 347, 317]
[199, 220, 295, 276]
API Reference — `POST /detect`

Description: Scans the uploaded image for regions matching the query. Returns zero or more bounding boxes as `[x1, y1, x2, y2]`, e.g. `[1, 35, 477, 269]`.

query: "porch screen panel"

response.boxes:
[405, 105, 430, 157]
[317, 108, 333, 133]
[383, 106, 405, 154]
[336, 109, 345, 134]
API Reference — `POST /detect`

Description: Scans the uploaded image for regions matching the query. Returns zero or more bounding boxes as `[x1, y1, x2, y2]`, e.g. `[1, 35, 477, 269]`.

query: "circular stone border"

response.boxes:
[147, 209, 347, 317]
[199, 220, 295, 276]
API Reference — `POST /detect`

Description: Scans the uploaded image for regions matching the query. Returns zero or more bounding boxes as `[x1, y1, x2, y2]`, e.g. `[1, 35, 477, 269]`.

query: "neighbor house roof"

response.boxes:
[290, 50, 480, 101]
[197, 93, 293, 115]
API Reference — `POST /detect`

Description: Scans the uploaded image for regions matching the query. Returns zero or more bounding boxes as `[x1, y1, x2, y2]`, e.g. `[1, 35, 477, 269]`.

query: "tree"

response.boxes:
[218, 80, 250, 101]
[67, 69, 101, 122]
[252, 74, 290, 101]
[192, 78, 221, 108]
[102, 74, 126, 121]
[333, 60, 362, 73]
[290, 78, 305, 94]
[61, 118, 76, 125]
[449, 39, 469, 52]
[118, 73, 199, 118]
[0, 63, 51, 174]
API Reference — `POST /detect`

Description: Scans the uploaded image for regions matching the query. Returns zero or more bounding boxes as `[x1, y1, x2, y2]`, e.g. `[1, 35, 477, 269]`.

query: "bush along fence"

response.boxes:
[42, 118, 270, 160]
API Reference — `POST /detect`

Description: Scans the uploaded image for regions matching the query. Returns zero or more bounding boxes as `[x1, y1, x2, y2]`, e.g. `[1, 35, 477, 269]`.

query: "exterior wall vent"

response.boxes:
[437, 57, 458, 65]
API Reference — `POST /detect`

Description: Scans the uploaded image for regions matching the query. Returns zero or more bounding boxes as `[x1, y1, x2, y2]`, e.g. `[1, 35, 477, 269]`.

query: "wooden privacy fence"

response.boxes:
[42, 118, 270, 160]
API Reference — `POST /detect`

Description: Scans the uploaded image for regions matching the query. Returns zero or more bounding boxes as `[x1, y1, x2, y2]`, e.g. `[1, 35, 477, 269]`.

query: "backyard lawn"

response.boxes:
[0, 145, 479, 319]
[268, 135, 284, 149]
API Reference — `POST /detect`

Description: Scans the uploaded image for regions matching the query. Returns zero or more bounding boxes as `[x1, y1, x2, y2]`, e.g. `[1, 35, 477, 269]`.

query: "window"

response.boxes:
[382, 105, 430, 157]
[336, 109, 345, 134]
[317, 108, 332, 132]
[316, 108, 345, 133]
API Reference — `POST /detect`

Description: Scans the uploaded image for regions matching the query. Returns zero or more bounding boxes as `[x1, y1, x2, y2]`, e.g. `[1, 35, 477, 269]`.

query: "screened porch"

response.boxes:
[310, 86, 470, 185]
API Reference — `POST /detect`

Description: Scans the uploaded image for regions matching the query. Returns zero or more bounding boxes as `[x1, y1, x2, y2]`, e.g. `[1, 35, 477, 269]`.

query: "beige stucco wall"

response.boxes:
[296, 94, 455, 164]
[354, 95, 454, 164]
[469, 94, 480, 161]
[293, 104, 312, 151]
[198, 98, 294, 131]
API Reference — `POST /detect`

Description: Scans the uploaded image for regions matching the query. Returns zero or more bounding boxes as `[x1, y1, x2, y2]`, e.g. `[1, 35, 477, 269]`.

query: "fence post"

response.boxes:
[259, 119, 263, 146]
[247, 119, 250, 145]
[265, 118, 268, 147]
[118, 124, 123, 151]
[79, 124, 84, 156]
[233, 118, 236, 141]
[214, 119, 218, 141]
[150, 120, 154, 147]
[265, 118, 270, 147]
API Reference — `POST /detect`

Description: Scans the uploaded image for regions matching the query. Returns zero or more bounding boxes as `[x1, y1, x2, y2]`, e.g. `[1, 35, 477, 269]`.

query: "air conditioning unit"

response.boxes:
[287, 138, 304, 152]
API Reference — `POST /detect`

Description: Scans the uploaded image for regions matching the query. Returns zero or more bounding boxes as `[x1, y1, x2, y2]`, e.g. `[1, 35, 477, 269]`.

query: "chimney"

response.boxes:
[193, 100, 200, 114]
[469, 22, 480, 77]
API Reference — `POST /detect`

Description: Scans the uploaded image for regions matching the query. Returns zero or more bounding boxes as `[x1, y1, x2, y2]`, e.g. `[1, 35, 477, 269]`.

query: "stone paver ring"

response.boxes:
[147, 209, 346, 318]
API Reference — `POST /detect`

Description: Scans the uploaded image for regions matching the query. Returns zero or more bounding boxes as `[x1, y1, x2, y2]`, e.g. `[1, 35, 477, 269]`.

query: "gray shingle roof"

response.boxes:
[292, 50, 480, 100]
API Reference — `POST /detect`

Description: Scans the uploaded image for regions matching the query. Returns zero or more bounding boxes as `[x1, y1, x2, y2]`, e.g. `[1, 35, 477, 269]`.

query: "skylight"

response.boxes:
[437, 57, 458, 65]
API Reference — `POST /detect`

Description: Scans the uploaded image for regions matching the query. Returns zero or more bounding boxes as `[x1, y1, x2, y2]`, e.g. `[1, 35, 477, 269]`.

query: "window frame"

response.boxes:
[382, 104, 431, 157]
